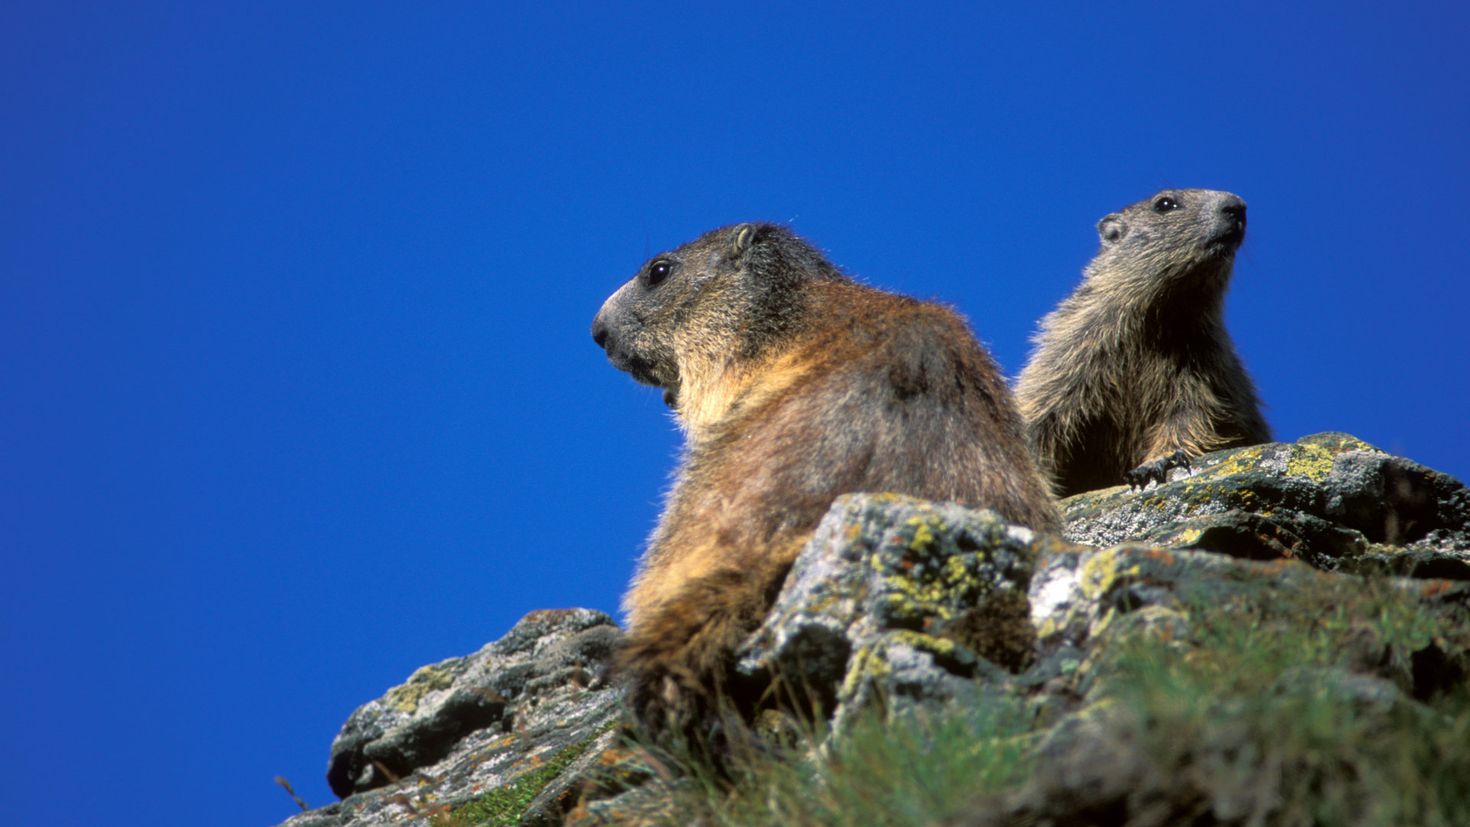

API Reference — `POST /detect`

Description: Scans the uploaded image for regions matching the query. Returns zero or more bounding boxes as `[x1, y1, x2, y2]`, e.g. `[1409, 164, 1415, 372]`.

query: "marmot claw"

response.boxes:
[1125, 449, 1192, 490]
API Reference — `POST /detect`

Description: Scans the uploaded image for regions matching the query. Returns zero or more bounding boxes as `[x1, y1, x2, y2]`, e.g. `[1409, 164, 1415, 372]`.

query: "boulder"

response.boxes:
[281, 608, 622, 827]
[735, 494, 1044, 731]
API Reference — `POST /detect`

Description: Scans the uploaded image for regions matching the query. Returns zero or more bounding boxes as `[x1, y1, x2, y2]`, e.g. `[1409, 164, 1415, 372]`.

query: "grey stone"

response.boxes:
[282, 608, 623, 826]
[736, 494, 1039, 731]
[1063, 433, 1470, 572]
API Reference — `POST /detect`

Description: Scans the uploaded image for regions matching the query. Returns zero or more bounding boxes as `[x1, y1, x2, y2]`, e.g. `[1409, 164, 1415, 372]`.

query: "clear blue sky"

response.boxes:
[3, 3, 1467, 825]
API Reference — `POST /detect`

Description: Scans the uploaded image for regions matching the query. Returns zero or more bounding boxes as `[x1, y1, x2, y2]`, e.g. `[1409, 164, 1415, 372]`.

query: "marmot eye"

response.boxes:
[646, 259, 674, 287]
[1153, 196, 1179, 213]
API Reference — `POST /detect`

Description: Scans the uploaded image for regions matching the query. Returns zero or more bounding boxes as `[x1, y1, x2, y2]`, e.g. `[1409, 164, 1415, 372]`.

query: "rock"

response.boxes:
[276, 434, 1470, 827]
[955, 436, 1470, 827]
[1029, 544, 1313, 651]
[736, 494, 1044, 731]
[282, 608, 624, 827]
[1063, 432, 1470, 576]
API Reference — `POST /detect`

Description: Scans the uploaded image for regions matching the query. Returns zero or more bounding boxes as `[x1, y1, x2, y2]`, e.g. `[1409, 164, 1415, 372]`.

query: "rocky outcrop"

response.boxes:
[1061, 432, 1470, 578]
[736, 495, 1044, 729]
[281, 609, 623, 827]
[276, 434, 1470, 827]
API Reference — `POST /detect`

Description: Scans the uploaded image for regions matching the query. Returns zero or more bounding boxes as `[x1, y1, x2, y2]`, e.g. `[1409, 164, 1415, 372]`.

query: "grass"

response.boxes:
[615, 694, 1035, 827]
[433, 574, 1470, 826]
[1091, 579, 1470, 826]
[431, 736, 599, 827]
[629, 575, 1470, 826]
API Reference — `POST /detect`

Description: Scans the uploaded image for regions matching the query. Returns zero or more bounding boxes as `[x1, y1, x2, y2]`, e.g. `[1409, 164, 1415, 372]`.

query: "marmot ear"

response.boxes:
[729, 223, 764, 257]
[1097, 214, 1128, 245]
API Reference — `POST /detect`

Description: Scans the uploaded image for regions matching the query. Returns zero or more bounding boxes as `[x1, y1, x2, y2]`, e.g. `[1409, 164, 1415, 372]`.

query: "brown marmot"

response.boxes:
[1015, 188, 1270, 497]
[592, 222, 1060, 736]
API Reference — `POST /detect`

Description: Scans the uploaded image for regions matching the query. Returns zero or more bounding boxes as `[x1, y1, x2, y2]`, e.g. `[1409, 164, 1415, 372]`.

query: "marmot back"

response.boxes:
[1015, 188, 1270, 497]
[592, 223, 1060, 737]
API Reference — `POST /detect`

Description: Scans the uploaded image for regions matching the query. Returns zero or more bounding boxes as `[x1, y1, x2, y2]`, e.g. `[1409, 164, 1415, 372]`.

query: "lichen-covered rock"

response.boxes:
[1029, 544, 1309, 650]
[1025, 542, 1470, 700]
[280, 608, 623, 827]
[562, 757, 682, 827]
[1063, 433, 1470, 577]
[959, 574, 1470, 827]
[1024, 432, 1470, 672]
[277, 434, 1470, 827]
[736, 494, 1043, 729]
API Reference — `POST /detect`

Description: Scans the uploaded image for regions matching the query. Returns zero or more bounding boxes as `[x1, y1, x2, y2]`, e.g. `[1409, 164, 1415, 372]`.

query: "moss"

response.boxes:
[637, 533, 1470, 826]
[434, 735, 599, 826]
[938, 590, 1037, 672]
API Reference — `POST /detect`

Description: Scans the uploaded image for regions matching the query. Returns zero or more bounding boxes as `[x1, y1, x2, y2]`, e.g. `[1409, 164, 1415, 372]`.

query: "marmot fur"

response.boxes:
[1015, 188, 1270, 497]
[592, 222, 1060, 736]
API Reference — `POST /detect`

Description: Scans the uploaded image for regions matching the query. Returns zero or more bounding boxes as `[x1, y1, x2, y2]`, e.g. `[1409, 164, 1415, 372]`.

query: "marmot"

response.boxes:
[592, 222, 1060, 736]
[1015, 188, 1270, 497]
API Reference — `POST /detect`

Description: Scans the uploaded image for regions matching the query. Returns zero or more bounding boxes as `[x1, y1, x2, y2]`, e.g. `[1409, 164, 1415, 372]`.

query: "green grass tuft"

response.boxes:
[636, 696, 1034, 827]
[433, 736, 597, 827]
[1091, 579, 1470, 826]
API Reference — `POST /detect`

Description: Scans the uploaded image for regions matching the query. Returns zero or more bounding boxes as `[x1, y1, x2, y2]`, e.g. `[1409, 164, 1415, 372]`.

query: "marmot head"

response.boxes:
[591, 222, 843, 409]
[1090, 188, 1247, 293]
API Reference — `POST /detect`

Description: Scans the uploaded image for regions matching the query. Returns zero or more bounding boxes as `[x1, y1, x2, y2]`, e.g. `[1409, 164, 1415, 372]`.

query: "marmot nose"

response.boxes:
[1219, 197, 1246, 223]
[591, 318, 610, 349]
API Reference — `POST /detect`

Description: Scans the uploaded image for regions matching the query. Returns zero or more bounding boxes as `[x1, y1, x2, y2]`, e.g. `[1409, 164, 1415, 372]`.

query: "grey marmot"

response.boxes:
[1015, 188, 1270, 497]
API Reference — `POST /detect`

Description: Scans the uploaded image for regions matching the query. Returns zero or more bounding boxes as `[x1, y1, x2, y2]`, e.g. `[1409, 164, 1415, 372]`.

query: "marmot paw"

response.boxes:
[1125, 450, 1192, 490]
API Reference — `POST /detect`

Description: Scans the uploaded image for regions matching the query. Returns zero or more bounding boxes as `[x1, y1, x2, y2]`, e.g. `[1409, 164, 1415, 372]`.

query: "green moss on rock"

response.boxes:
[434, 736, 598, 827]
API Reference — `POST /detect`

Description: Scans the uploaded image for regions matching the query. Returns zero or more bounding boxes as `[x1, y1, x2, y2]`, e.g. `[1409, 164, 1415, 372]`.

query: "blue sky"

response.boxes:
[3, 3, 1468, 825]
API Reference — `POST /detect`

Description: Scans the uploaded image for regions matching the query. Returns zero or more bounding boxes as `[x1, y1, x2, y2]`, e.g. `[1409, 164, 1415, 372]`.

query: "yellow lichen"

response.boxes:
[1190, 444, 1268, 482]
[880, 578, 956, 620]
[889, 629, 957, 657]
[1285, 442, 1340, 483]
[943, 554, 979, 588]
[1036, 614, 1066, 641]
[1078, 548, 1142, 600]
[1300, 432, 1381, 455]
[1182, 434, 1382, 486]
[1171, 527, 1204, 546]
[906, 516, 940, 552]
[839, 644, 892, 699]
[387, 661, 458, 713]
